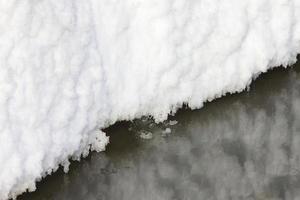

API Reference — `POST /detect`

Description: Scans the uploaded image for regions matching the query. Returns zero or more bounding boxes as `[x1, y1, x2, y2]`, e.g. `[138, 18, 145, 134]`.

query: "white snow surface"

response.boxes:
[0, 0, 300, 199]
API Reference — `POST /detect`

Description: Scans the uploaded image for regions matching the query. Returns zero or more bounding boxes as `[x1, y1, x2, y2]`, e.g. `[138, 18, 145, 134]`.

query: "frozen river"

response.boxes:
[19, 58, 300, 200]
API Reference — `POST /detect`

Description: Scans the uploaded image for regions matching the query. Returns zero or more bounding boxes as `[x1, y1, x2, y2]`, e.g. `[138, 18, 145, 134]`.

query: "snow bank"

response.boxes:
[0, 0, 299, 199]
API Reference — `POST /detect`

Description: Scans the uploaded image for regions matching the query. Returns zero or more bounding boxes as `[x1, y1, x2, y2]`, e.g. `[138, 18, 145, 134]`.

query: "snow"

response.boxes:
[0, 0, 299, 199]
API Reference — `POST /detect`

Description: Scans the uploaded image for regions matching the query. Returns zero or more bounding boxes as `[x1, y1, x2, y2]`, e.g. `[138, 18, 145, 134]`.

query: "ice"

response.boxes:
[139, 131, 153, 140]
[169, 120, 178, 126]
[0, 0, 299, 199]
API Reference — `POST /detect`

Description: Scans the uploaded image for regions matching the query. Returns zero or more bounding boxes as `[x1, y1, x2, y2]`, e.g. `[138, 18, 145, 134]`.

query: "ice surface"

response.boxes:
[169, 120, 178, 126]
[0, 0, 299, 199]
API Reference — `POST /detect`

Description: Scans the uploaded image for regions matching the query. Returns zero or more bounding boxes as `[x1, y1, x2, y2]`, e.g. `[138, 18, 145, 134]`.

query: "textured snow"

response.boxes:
[0, 0, 299, 199]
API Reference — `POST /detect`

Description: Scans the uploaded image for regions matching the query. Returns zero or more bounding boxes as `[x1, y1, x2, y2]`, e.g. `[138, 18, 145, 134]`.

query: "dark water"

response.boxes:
[19, 58, 300, 200]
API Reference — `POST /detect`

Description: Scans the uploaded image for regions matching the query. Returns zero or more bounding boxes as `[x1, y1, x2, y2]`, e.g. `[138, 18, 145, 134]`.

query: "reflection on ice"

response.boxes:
[20, 62, 300, 200]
